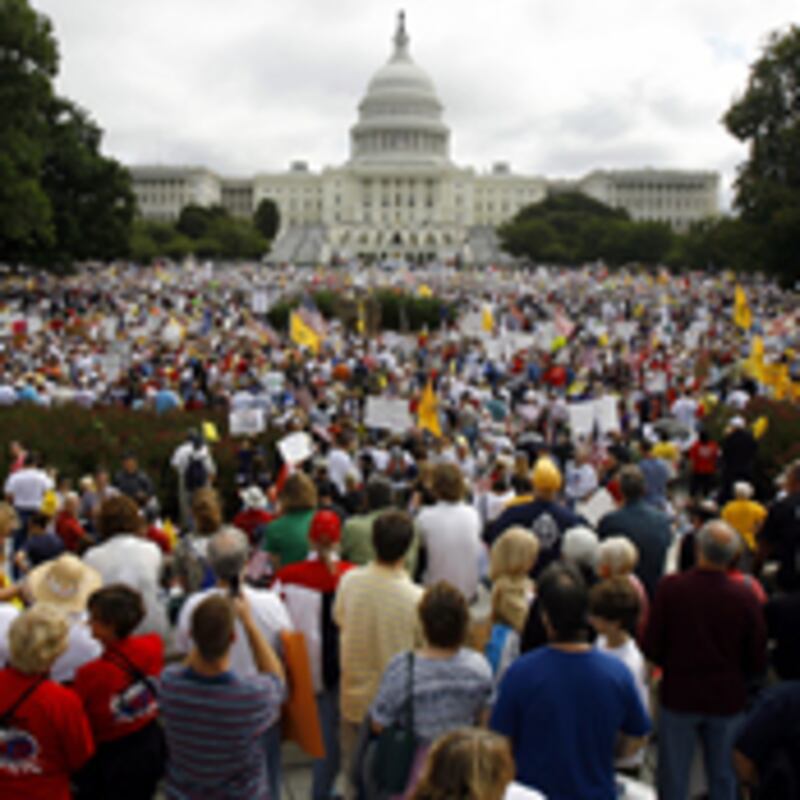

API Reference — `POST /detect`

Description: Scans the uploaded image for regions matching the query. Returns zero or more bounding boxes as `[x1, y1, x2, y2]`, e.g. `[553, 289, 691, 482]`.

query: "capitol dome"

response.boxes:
[349, 12, 451, 166]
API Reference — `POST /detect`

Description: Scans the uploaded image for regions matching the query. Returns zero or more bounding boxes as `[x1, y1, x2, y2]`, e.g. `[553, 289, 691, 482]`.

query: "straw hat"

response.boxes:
[26, 554, 102, 614]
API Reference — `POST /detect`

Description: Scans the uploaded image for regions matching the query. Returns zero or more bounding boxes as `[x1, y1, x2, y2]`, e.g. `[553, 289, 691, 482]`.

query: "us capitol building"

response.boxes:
[131, 12, 720, 265]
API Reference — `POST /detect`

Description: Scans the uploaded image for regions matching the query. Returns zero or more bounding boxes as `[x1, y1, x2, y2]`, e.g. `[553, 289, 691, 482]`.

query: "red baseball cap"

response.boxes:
[309, 510, 341, 545]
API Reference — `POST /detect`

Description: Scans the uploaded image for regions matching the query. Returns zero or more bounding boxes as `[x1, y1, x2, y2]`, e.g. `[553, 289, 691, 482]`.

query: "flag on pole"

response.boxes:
[357, 301, 366, 335]
[417, 380, 442, 437]
[481, 304, 494, 333]
[290, 311, 321, 354]
[734, 285, 752, 331]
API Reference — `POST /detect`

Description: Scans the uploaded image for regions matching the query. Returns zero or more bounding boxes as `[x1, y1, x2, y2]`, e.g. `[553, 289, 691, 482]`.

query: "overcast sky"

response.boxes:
[31, 0, 798, 208]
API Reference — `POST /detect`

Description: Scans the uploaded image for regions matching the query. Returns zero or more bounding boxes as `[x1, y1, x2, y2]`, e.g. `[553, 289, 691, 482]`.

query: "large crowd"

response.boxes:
[0, 261, 799, 800]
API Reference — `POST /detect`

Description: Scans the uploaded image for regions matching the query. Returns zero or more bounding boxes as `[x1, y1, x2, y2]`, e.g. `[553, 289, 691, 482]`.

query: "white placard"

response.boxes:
[252, 291, 269, 315]
[595, 395, 621, 435]
[278, 431, 314, 465]
[568, 401, 596, 440]
[576, 487, 617, 527]
[229, 408, 266, 437]
[365, 396, 413, 433]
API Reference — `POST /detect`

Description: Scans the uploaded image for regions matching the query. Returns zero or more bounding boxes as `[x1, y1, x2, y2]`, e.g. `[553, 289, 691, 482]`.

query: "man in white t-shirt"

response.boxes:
[4, 453, 54, 567]
[175, 526, 292, 800]
[415, 463, 483, 601]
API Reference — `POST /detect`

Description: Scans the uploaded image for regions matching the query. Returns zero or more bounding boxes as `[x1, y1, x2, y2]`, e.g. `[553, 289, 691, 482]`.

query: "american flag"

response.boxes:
[553, 307, 575, 338]
[297, 295, 327, 335]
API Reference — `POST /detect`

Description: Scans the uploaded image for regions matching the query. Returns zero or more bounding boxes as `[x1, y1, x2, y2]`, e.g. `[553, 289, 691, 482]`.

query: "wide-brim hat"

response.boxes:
[26, 553, 102, 614]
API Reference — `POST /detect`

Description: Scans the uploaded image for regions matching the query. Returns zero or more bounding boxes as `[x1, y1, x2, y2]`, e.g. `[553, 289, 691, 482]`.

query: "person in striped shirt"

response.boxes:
[159, 593, 286, 800]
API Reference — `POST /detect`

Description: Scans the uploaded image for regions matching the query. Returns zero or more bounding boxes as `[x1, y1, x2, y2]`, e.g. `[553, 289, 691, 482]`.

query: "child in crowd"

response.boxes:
[589, 577, 648, 775]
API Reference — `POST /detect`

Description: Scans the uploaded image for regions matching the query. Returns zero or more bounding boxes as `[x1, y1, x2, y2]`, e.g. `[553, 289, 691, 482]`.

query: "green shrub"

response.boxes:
[0, 406, 279, 522]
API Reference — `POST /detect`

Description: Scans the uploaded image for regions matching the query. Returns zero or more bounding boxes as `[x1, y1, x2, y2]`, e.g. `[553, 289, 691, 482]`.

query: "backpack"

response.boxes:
[184, 453, 207, 492]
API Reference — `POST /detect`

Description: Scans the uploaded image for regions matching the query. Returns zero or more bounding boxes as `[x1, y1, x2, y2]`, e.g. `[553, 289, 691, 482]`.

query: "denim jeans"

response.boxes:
[263, 722, 282, 800]
[313, 687, 341, 800]
[657, 706, 744, 800]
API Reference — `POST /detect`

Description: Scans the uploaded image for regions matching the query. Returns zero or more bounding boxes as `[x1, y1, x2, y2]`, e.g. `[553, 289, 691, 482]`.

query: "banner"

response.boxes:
[229, 408, 266, 437]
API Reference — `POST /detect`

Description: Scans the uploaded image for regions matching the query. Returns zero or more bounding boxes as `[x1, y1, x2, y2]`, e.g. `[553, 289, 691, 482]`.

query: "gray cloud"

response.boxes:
[30, 0, 799, 203]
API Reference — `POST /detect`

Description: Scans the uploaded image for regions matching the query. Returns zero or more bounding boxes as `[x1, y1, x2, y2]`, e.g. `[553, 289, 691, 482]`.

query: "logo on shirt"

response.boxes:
[110, 681, 157, 723]
[532, 512, 561, 550]
[0, 728, 41, 775]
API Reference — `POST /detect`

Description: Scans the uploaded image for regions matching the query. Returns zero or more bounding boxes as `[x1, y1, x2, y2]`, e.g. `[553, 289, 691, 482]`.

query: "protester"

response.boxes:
[491, 563, 651, 798]
[276, 509, 355, 800]
[171, 429, 216, 529]
[22, 553, 103, 682]
[411, 728, 542, 800]
[0, 605, 95, 798]
[83, 494, 168, 637]
[334, 509, 423, 800]
[160, 593, 286, 799]
[644, 519, 768, 800]
[176, 525, 292, 799]
[485, 527, 538, 682]
[368, 582, 493, 794]
[598, 465, 672, 599]
[486, 457, 581, 576]
[415, 463, 483, 601]
[73, 585, 165, 800]
[262, 471, 318, 570]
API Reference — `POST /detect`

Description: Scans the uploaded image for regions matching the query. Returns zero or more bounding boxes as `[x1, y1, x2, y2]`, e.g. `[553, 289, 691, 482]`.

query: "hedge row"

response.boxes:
[266, 289, 454, 332]
[0, 406, 278, 521]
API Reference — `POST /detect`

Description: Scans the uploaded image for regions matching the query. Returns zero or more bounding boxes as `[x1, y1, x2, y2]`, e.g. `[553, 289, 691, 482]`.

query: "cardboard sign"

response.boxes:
[229, 408, 266, 437]
[364, 396, 413, 433]
[278, 431, 314, 465]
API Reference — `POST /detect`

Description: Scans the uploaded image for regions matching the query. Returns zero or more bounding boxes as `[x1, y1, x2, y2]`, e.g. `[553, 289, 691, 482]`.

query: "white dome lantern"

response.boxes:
[350, 11, 451, 166]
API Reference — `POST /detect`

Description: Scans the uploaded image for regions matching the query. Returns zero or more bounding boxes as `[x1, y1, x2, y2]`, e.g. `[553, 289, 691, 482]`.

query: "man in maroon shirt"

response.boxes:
[644, 519, 766, 800]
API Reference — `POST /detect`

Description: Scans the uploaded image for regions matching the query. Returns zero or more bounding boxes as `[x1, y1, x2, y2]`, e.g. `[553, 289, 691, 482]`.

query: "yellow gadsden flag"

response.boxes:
[734, 285, 752, 331]
[418, 380, 442, 437]
[290, 311, 321, 354]
[481, 305, 494, 333]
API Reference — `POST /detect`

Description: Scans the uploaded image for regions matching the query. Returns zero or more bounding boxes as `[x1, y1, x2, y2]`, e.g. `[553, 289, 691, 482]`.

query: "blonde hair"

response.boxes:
[411, 728, 515, 800]
[490, 527, 539, 581]
[9, 605, 69, 675]
[0, 502, 19, 537]
[597, 537, 639, 578]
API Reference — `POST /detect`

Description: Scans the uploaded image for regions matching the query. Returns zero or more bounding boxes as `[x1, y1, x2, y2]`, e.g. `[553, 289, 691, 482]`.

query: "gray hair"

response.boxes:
[562, 526, 599, 571]
[696, 519, 741, 567]
[597, 536, 638, 575]
[733, 481, 754, 500]
[207, 526, 250, 581]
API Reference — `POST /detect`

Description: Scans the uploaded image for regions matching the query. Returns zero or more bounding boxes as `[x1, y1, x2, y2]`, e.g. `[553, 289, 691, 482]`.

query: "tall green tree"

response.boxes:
[253, 197, 280, 240]
[498, 192, 674, 266]
[0, 0, 58, 258]
[723, 25, 800, 284]
[0, 0, 134, 268]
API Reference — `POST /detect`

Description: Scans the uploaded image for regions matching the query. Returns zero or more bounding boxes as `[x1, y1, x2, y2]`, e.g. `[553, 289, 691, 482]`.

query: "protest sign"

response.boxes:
[229, 408, 266, 437]
[278, 431, 314, 466]
[365, 396, 413, 433]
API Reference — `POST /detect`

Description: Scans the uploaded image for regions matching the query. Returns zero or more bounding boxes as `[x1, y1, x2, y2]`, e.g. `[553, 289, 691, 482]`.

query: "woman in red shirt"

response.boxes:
[0, 605, 94, 800]
[72, 585, 164, 800]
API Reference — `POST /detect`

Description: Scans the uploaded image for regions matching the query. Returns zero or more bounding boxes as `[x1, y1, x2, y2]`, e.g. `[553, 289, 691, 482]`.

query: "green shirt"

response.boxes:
[263, 509, 314, 568]
[341, 509, 418, 574]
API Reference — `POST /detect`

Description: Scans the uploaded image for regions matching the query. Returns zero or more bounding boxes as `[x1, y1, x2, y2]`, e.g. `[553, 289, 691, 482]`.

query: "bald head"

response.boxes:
[696, 520, 741, 569]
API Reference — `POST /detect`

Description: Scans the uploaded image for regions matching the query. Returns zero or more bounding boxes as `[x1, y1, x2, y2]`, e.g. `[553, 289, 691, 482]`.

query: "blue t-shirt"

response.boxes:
[490, 647, 650, 800]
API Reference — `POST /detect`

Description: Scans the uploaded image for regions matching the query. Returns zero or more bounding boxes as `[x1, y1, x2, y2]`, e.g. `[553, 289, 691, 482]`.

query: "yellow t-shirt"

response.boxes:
[334, 563, 423, 723]
[652, 441, 680, 463]
[722, 499, 767, 551]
